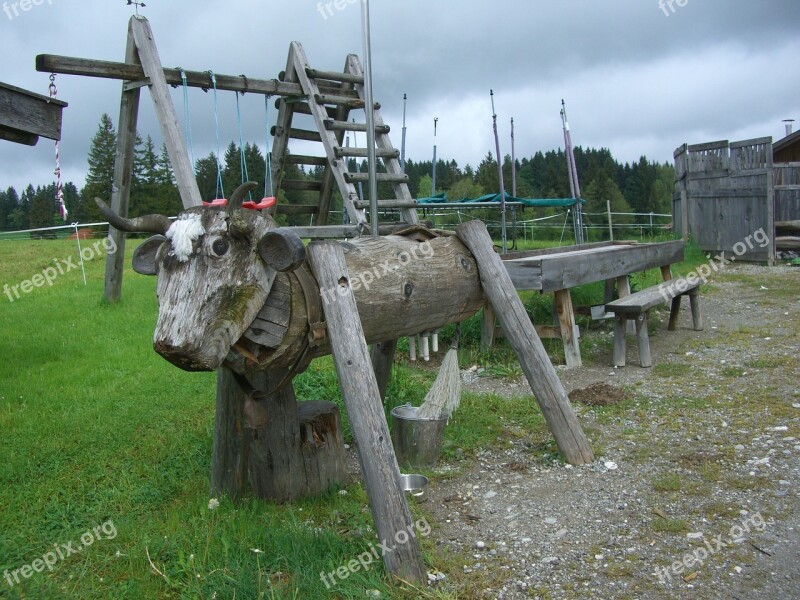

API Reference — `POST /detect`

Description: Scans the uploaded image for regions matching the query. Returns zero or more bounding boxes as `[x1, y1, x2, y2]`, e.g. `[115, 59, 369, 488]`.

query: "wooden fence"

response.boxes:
[673, 137, 800, 263]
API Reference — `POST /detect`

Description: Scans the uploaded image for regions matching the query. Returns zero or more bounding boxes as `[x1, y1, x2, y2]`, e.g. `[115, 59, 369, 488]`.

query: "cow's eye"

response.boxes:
[211, 238, 229, 257]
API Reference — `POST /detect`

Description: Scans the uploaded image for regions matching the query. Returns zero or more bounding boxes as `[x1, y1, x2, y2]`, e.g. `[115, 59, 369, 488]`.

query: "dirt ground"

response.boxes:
[405, 263, 799, 599]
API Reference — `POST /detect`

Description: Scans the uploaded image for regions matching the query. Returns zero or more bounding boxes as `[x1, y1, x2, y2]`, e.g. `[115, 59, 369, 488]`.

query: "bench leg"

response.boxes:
[555, 289, 582, 368]
[668, 294, 682, 331]
[613, 316, 627, 367]
[616, 275, 637, 335]
[636, 312, 653, 368]
[689, 289, 704, 331]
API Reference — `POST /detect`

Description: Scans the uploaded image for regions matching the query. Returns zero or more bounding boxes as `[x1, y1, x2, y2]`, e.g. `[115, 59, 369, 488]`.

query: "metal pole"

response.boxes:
[490, 90, 507, 254]
[360, 0, 379, 236]
[561, 99, 583, 244]
[511, 117, 517, 197]
[431, 117, 438, 196]
[400, 93, 407, 173]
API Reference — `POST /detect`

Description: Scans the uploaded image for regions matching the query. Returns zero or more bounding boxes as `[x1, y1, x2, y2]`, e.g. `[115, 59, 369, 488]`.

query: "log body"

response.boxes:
[229, 233, 484, 373]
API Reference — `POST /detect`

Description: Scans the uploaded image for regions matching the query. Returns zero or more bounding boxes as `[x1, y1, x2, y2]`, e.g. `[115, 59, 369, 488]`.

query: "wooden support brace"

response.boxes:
[688, 289, 704, 331]
[307, 241, 426, 585]
[455, 220, 594, 465]
[480, 302, 496, 351]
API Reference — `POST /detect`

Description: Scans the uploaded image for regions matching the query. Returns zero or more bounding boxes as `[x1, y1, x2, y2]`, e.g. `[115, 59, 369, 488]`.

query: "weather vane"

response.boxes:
[127, 0, 146, 16]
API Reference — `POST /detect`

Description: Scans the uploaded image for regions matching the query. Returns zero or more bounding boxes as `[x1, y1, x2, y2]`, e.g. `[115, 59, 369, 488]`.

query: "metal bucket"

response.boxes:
[391, 404, 447, 468]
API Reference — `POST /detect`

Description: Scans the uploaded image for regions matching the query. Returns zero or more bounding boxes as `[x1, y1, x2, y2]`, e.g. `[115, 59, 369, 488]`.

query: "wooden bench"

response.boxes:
[605, 279, 703, 367]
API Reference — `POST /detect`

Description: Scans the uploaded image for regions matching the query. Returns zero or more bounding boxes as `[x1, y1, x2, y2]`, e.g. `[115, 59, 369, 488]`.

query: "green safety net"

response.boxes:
[417, 192, 583, 207]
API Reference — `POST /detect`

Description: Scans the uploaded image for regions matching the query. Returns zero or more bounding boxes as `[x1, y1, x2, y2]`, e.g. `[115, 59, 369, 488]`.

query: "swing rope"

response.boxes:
[48, 75, 67, 222]
[235, 90, 252, 200]
[209, 71, 225, 200]
[179, 69, 196, 173]
[264, 95, 274, 198]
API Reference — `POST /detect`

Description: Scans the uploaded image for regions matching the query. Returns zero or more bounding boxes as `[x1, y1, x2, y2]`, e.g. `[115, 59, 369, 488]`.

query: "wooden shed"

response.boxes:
[0, 81, 67, 146]
[673, 136, 800, 264]
[773, 129, 800, 163]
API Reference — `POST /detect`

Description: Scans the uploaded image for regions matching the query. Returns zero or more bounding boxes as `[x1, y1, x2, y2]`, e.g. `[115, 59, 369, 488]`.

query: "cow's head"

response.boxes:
[96, 182, 305, 372]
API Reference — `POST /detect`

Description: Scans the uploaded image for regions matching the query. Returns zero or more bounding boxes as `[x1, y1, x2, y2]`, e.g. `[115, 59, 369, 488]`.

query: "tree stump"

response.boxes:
[211, 367, 347, 503]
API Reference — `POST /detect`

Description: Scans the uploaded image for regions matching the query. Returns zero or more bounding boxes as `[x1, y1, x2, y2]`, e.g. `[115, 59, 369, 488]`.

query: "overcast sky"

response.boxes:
[1, 0, 798, 195]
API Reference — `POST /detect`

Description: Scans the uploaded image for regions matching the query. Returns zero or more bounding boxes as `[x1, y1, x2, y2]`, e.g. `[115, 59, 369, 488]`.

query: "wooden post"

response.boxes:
[480, 302, 496, 351]
[616, 275, 636, 335]
[371, 340, 397, 401]
[129, 17, 202, 209]
[308, 241, 426, 585]
[210, 368, 249, 500]
[103, 26, 142, 303]
[554, 289, 581, 368]
[455, 220, 594, 465]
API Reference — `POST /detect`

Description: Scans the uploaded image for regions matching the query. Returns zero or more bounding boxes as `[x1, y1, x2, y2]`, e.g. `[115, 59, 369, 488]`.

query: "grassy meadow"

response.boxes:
[0, 232, 702, 598]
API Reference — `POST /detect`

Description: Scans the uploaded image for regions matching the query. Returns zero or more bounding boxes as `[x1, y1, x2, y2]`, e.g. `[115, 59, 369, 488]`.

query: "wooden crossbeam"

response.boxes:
[36, 54, 304, 97]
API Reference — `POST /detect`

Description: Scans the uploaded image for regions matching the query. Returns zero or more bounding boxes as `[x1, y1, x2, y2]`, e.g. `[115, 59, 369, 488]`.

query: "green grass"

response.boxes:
[0, 234, 714, 598]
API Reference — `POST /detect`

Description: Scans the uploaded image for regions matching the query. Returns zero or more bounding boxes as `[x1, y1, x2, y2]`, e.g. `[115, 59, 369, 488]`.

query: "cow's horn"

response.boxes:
[229, 181, 259, 210]
[95, 198, 172, 235]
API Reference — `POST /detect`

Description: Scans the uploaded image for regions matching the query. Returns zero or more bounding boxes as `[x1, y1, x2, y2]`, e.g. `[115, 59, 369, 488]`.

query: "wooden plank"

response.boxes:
[537, 240, 685, 293]
[103, 24, 142, 303]
[130, 17, 202, 208]
[353, 199, 417, 210]
[730, 136, 773, 148]
[287, 225, 362, 239]
[554, 290, 581, 368]
[455, 220, 594, 465]
[688, 139, 729, 152]
[36, 53, 304, 97]
[606, 280, 700, 314]
[0, 126, 38, 146]
[502, 241, 614, 261]
[687, 188, 767, 198]
[324, 119, 390, 134]
[767, 143, 775, 266]
[335, 146, 400, 159]
[306, 67, 364, 84]
[307, 241, 426, 585]
[345, 172, 409, 184]
[0, 82, 67, 141]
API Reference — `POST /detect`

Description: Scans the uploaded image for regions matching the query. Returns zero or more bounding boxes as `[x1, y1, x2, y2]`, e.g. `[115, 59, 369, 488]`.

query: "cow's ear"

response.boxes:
[133, 235, 166, 276]
[257, 228, 306, 272]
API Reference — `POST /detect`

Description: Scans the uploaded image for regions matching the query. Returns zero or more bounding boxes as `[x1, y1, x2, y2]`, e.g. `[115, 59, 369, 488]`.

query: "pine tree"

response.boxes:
[29, 185, 55, 230]
[81, 114, 117, 221]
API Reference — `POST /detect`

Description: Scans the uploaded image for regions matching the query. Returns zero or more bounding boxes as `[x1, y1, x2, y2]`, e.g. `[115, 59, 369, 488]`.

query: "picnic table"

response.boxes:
[487, 240, 685, 367]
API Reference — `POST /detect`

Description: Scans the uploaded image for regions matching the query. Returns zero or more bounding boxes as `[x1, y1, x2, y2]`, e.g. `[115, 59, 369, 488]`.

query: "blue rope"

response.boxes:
[180, 69, 196, 173]
[264, 95, 274, 197]
[235, 92, 252, 200]
[210, 71, 225, 199]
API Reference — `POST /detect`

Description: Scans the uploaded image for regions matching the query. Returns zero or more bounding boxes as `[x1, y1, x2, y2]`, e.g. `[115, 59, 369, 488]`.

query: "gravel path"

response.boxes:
[422, 263, 799, 599]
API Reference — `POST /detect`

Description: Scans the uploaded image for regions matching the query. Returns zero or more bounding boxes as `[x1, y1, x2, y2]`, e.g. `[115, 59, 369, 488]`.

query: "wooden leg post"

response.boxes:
[612, 316, 627, 367]
[554, 289, 582, 368]
[371, 339, 397, 401]
[308, 241, 426, 585]
[455, 221, 594, 465]
[616, 275, 636, 335]
[635, 313, 652, 368]
[480, 302, 496, 351]
[210, 367, 249, 500]
[668, 295, 682, 331]
[688, 289, 704, 331]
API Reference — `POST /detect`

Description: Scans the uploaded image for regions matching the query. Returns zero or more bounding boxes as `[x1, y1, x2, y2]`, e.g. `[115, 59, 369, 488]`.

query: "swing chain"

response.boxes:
[48, 73, 57, 98]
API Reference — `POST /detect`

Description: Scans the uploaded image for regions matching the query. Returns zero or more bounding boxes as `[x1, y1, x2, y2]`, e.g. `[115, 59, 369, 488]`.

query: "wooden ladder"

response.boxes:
[270, 42, 418, 237]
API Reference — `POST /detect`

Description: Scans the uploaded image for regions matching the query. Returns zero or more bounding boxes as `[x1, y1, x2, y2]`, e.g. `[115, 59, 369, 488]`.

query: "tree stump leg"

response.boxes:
[211, 368, 347, 503]
[210, 367, 249, 501]
[689, 289, 703, 331]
